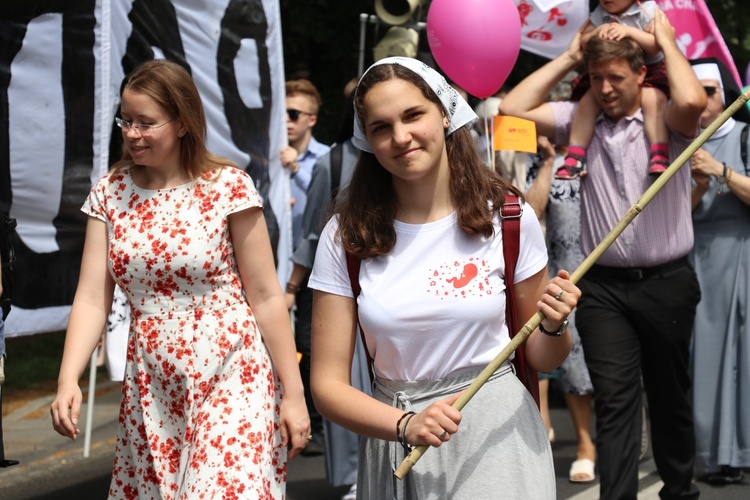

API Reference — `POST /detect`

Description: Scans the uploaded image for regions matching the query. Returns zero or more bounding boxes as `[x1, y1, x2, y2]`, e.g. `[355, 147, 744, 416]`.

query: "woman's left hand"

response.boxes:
[691, 148, 723, 178]
[279, 395, 311, 460]
[537, 270, 581, 332]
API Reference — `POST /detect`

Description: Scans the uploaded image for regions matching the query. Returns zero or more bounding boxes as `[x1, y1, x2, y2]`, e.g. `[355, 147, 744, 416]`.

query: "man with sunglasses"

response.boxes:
[280, 79, 329, 456]
[281, 79, 330, 249]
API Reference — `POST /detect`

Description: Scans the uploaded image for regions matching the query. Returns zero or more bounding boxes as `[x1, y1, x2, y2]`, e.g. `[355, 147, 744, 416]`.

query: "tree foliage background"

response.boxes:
[280, 0, 750, 144]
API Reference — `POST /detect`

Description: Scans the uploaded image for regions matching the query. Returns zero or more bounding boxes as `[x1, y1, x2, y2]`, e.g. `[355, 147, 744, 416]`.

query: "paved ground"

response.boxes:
[0, 380, 747, 499]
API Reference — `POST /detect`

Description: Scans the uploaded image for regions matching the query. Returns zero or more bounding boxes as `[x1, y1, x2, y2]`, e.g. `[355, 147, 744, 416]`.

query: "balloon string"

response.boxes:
[485, 113, 493, 170]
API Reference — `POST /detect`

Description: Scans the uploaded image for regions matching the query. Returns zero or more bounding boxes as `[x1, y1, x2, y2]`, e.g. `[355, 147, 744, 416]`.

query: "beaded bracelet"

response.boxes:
[395, 411, 415, 450]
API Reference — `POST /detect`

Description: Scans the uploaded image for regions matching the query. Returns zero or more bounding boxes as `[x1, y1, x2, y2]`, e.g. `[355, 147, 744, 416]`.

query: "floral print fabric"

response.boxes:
[83, 166, 286, 499]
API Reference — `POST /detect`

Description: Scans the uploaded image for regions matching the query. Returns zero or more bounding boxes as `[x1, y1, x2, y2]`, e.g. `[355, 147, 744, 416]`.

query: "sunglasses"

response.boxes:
[287, 109, 312, 122]
[703, 86, 722, 97]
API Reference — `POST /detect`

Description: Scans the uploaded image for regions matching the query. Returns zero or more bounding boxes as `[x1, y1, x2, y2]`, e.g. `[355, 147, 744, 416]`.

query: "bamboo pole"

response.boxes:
[394, 87, 750, 480]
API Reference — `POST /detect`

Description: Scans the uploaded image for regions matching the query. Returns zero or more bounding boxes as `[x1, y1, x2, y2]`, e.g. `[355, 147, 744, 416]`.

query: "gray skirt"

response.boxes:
[357, 363, 555, 500]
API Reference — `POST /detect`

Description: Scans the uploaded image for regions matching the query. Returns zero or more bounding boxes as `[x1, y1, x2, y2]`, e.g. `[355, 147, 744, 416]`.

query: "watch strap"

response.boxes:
[539, 318, 569, 337]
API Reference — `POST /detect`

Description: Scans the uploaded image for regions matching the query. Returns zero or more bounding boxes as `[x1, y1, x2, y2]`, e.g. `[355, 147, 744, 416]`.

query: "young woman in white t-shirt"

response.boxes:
[309, 57, 580, 499]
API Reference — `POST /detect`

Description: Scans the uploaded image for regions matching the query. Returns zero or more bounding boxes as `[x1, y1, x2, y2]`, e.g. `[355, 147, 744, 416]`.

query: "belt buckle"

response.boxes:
[627, 268, 644, 280]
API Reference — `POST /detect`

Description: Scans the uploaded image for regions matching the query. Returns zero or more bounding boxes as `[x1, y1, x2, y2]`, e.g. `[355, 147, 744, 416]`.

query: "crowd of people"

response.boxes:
[31, 2, 749, 499]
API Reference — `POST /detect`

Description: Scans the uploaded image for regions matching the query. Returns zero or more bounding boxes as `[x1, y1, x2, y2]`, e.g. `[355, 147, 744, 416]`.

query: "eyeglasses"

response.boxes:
[287, 109, 312, 122]
[703, 86, 722, 97]
[115, 116, 176, 135]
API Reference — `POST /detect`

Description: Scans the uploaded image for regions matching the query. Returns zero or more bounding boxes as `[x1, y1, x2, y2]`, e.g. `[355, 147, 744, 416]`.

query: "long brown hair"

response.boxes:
[113, 59, 235, 177]
[335, 63, 521, 259]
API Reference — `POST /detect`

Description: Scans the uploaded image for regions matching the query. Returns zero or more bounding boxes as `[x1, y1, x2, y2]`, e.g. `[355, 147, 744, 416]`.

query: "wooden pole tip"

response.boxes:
[393, 458, 415, 479]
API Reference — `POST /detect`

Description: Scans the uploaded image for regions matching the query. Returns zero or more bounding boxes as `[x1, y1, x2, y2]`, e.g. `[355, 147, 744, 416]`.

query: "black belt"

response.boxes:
[588, 256, 689, 281]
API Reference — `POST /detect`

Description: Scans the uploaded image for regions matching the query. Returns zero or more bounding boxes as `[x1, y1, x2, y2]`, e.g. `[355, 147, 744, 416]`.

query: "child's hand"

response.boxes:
[597, 23, 616, 39]
[603, 23, 634, 41]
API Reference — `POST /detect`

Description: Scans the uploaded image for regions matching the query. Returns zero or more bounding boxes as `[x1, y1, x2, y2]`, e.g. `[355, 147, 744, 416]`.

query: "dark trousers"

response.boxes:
[0, 388, 5, 460]
[294, 275, 322, 434]
[576, 258, 701, 500]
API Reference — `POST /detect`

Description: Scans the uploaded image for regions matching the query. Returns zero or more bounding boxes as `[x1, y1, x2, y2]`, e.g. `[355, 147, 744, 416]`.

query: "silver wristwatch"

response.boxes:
[538, 318, 569, 337]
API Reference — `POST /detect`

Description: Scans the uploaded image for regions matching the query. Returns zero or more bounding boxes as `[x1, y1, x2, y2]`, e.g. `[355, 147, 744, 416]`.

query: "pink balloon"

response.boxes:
[427, 0, 521, 98]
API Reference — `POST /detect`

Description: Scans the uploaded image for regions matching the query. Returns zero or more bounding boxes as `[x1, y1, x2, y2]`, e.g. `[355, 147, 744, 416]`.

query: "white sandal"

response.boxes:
[569, 458, 596, 483]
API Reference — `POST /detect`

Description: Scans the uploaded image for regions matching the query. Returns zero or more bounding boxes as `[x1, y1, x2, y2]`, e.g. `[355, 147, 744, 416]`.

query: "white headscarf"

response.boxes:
[692, 62, 724, 104]
[692, 61, 736, 138]
[351, 57, 478, 153]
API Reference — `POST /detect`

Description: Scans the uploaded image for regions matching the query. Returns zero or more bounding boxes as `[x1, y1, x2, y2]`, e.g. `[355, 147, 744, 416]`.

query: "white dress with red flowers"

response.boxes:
[83, 166, 286, 499]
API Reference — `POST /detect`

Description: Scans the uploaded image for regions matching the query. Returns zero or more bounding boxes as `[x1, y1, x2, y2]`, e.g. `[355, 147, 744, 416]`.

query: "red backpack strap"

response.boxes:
[346, 252, 375, 384]
[501, 194, 540, 407]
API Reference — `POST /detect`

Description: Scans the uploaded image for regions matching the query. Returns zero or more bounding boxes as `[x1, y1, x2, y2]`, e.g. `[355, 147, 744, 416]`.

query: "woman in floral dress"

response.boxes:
[50, 60, 310, 499]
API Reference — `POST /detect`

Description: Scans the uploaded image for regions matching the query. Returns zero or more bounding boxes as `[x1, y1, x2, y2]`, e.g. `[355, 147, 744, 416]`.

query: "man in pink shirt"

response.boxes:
[500, 11, 706, 500]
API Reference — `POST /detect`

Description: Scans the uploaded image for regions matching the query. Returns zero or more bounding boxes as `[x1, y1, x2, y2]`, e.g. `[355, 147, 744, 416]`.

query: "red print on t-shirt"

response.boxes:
[447, 263, 478, 288]
[429, 258, 493, 299]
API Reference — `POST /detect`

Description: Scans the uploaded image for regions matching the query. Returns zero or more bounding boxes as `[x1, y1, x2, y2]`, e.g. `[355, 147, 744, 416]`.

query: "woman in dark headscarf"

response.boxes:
[689, 57, 750, 485]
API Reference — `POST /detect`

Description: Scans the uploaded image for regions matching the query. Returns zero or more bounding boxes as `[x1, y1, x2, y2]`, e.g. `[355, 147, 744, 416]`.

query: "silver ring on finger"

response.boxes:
[439, 430, 448, 441]
[554, 289, 564, 301]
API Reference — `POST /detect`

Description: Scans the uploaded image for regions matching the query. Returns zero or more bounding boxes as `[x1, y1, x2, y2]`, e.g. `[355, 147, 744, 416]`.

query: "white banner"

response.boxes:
[515, 0, 589, 59]
[1, 0, 289, 337]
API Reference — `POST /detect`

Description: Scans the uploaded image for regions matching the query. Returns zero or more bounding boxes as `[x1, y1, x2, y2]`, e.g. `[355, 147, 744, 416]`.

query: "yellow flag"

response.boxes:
[493, 116, 537, 153]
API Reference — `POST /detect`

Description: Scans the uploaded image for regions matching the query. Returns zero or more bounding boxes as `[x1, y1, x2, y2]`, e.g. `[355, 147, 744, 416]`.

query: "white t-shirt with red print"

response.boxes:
[309, 203, 547, 381]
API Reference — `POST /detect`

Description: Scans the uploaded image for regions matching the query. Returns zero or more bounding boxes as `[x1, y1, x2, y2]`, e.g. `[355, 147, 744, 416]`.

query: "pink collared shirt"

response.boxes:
[551, 101, 695, 267]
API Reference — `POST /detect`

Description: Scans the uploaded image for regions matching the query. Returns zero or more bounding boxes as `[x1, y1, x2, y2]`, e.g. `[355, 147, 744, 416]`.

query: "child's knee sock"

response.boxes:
[648, 142, 669, 173]
[648, 142, 669, 165]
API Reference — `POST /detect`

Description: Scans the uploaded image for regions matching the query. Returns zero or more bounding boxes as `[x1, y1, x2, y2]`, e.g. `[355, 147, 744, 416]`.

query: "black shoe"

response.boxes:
[300, 432, 326, 457]
[706, 466, 744, 484]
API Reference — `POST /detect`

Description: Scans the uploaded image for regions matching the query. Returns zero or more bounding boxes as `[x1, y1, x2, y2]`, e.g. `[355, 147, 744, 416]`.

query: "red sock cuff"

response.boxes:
[568, 145, 587, 158]
[649, 142, 668, 156]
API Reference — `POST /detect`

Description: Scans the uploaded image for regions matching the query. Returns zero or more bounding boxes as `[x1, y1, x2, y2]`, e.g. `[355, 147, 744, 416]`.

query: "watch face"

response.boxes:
[718, 176, 727, 185]
[560, 318, 569, 333]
